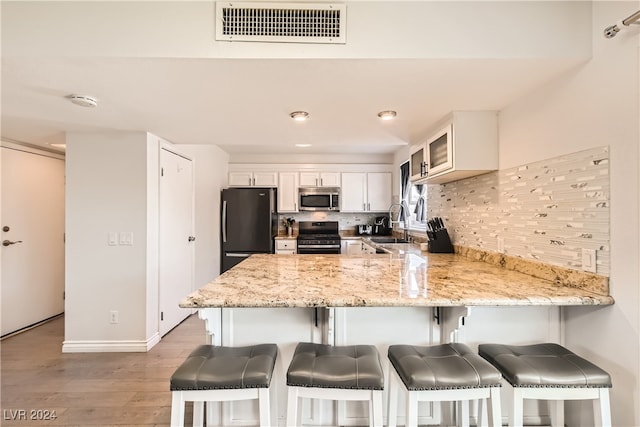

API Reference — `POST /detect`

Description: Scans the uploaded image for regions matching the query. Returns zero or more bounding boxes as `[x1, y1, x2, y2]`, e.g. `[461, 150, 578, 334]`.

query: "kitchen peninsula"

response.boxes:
[179, 245, 613, 425]
[181, 246, 612, 310]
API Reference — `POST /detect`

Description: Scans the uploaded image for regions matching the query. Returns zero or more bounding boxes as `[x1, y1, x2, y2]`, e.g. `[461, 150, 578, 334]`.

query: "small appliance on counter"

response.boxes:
[373, 216, 391, 235]
[426, 217, 454, 253]
[356, 224, 372, 235]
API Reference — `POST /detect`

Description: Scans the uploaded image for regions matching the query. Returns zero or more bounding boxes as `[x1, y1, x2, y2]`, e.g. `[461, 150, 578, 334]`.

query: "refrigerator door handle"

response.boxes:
[222, 200, 228, 243]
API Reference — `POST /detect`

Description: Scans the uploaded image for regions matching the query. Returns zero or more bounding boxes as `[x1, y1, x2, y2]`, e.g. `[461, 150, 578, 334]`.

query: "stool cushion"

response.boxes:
[478, 343, 612, 388]
[388, 343, 502, 391]
[170, 344, 277, 391]
[287, 343, 384, 390]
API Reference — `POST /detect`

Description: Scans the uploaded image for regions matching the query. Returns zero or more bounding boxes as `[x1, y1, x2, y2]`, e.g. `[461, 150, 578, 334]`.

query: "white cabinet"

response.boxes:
[341, 172, 392, 212]
[413, 111, 498, 185]
[341, 239, 363, 255]
[276, 239, 297, 254]
[367, 172, 392, 211]
[228, 171, 278, 187]
[278, 172, 299, 212]
[410, 143, 428, 182]
[299, 172, 340, 187]
[426, 123, 454, 176]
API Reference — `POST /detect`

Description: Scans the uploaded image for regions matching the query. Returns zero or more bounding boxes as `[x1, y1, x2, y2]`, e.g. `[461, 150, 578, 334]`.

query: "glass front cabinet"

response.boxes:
[426, 123, 454, 176]
[410, 111, 498, 185]
[409, 143, 427, 182]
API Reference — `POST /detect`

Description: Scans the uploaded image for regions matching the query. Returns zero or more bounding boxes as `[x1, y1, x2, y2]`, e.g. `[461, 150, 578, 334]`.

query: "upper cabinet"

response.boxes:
[229, 171, 278, 187]
[278, 172, 299, 213]
[411, 111, 498, 185]
[341, 172, 392, 212]
[409, 143, 428, 181]
[299, 172, 340, 187]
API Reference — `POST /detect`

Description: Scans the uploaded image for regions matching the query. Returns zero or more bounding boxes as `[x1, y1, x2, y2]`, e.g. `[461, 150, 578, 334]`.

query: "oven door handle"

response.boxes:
[297, 244, 341, 249]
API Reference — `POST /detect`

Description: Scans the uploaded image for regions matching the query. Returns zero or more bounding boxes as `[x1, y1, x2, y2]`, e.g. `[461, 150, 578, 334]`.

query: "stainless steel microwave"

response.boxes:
[299, 187, 340, 211]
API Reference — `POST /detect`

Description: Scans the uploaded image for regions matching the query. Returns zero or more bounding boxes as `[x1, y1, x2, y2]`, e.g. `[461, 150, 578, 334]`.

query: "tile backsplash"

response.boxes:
[279, 212, 383, 234]
[427, 146, 610, 275]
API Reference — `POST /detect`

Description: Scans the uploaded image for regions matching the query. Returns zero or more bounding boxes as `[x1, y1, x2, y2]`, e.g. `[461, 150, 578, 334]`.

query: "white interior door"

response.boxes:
[1, 144, 65, 336]
[159, 148, 194, 336]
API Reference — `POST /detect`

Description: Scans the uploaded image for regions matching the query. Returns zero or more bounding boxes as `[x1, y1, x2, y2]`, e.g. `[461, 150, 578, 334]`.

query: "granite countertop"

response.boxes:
[180, 245, 614, 309]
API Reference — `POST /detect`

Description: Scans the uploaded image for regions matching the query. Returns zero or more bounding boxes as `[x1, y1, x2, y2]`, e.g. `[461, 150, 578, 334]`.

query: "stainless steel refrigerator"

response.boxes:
[220, 187, 278, 273]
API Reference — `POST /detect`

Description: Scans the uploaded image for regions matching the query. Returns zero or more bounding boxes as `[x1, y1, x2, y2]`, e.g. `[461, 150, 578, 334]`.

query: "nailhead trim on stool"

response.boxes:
[387, 343, 503, 427]
[286, 342, 385, 427]
[478, 343, 612, 427]
[170, 344, 277, 427]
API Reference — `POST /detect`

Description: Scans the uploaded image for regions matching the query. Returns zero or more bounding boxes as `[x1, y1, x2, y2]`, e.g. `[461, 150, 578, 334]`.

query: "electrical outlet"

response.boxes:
[581, 248, 597, 273]
[497, 237, 505, 253]
[110, 310, 119, 324]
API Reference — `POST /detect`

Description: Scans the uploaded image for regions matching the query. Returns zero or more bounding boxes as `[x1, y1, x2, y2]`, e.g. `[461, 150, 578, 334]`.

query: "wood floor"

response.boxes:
[1, 314, 205, 426]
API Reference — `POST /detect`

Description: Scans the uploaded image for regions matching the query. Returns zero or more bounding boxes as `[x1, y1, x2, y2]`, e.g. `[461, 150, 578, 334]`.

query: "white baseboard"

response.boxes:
[62, 333, 160, 353]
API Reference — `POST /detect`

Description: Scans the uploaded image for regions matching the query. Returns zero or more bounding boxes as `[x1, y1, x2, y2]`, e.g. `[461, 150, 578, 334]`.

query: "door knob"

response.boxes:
[188, 236, 196, 242]
[3, 240, 23, 247]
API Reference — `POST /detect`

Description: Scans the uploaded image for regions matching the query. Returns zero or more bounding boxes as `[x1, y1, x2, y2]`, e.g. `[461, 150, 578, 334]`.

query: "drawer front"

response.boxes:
[275, 249, 296, 255]
[276, 240, 297, 250]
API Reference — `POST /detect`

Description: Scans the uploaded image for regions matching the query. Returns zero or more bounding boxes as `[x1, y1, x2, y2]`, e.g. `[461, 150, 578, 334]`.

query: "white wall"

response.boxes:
[498, 2, 639, 425]
[179, 145, 229, 288]
[64, 131, 160, 352]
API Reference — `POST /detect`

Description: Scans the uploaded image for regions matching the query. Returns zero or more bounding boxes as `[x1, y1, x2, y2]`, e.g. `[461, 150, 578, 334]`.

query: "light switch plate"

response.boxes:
[119, 232, 133, 246]
[108, 232, 118, 246]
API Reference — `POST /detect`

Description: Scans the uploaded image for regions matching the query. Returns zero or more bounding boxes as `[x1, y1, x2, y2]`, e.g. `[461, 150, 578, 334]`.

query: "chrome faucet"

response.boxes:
[388, 203, 410, 241]
[388, 202, 404, 225]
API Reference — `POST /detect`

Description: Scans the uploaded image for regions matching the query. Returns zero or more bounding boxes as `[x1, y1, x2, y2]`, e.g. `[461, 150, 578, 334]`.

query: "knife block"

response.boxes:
[427, 229, 454, 253]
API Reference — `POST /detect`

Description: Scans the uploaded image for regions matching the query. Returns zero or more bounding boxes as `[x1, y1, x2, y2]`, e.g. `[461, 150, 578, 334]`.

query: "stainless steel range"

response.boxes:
[296, 221, 341, 254]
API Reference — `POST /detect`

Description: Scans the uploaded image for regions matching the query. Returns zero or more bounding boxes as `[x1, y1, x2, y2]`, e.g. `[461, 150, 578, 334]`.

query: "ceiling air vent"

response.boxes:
[216, 2, 346, 44]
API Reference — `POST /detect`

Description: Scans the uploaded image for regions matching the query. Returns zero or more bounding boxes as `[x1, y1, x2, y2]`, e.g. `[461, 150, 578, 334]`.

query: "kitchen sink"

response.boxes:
[369, 237, 410, 244]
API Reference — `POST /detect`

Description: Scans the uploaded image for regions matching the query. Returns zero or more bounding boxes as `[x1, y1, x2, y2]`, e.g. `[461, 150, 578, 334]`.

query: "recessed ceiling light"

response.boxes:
[377, 110, 397, 120]
[68, 94, 98, 108]
[295, 144, 312, 148]
[290, 111, 309, 121]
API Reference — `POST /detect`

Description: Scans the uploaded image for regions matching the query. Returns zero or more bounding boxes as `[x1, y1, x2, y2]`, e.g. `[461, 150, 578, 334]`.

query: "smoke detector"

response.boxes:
[68, 94, 98, 108]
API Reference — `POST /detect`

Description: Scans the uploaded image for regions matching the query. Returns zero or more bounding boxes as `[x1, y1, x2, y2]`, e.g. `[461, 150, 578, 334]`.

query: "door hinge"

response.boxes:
[161, 168, 164, 177]
[160, 312, 164, 321]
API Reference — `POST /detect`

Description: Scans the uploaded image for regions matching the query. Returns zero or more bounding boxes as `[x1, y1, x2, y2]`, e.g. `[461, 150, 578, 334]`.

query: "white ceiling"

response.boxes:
[0, 1, 591, 158]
